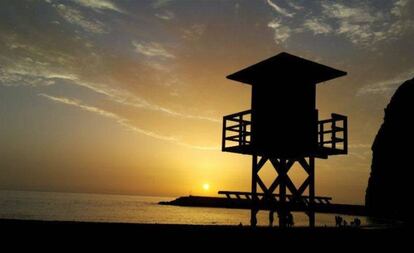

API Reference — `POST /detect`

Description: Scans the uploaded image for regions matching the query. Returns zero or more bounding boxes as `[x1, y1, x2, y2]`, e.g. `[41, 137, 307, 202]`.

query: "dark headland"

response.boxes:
[366, 77, 414, 223]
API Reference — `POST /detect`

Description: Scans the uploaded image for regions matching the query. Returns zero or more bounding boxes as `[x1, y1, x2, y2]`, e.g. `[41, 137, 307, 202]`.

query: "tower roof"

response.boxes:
[227, 52, 346, 85]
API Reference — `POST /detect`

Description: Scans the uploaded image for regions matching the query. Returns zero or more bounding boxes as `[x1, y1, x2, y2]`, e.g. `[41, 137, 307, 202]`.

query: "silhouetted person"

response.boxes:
[269, 210, 274, 227]
[287, 213, 294, 227]
[353, 218, 361, 227]
[250, 215, 257, 227]
[335, 216, 343, 227]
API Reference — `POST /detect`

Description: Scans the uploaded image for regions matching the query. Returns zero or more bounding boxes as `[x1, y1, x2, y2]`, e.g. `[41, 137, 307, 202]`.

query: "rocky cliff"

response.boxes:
[365, 77, 414, 222]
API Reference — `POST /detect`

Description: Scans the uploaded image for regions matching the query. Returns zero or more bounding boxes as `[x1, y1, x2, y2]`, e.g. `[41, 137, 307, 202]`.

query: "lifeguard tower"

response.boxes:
[221, 52, 348, 227]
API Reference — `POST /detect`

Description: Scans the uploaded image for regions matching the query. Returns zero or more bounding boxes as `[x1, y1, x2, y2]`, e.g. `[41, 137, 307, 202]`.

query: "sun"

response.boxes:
[202, 183, 210, 191]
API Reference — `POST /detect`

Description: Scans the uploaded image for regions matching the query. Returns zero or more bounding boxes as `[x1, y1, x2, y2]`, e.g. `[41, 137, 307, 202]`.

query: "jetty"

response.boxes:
[160, 191, 367, 216]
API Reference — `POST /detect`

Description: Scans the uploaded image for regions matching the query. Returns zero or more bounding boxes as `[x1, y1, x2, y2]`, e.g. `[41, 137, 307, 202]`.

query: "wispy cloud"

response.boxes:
[348, 143, 371, 149]
[357, 68, 414, 95]
[266, 0, 294, 18]
[391, 0, 408, 17]
[267, 19, 292, 43]
[132, 41, 175, 59]
[181, 24, 206, 41]
[0, 49, 75, 87]
[303, 18, 332, 35]
[0, 67, 71, 87]
[321, 2, 385, 46]
[287, 1, 303, 11]
[39, 93, 178, 141]
[0, 50, 218, 123]
[39, 93, 219, 150]
[152, 0, 173, 9]
[73, 0, 123, 13]
[322, 3, 379, 24]
[155, 10, 175, 20]
[55, 4, 108, 34]
[321, 1, 414, 48]
[264, 0, 414, 48]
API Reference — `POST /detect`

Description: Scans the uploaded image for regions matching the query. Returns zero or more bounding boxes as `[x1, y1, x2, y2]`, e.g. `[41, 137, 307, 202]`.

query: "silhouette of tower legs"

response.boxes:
[250, 156, 316, 228]
[309, 157, 315, 227]
[250, 155, 258, 227]
[277, 158, 287, 228]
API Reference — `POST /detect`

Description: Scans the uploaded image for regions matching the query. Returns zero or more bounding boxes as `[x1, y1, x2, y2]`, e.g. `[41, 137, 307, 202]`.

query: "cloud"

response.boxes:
[0, 48, 75, 87]
[155, 10, 175, 20]
[287, 1, 303, 11]
[322, 3, 379, 23]
[268, 19, 292, 43]
[0, 67, 71, 88]
[266, 0, 294, 18]
[0, 51, 219, 123]
[348, 143, 371, 149]
[132, 41, 175, 59]
[264, 1, 414, 48]
[152, 0, 173, 9]
[303, 18, 332, 35]
[320, 1, 414, 48]
[357, 68, 414, 95]
[321, 2, 384, 46]
[73, 0, 123, 13]
[38, 93, 219, 150]
[181, 24, 206, 41]
[55, 4, 108, 34]
[39, 93, 178, 141]
[391, 0, 408, 17]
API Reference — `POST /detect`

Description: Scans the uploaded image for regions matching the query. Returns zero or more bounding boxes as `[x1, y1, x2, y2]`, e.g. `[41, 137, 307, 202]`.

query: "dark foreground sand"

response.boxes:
[1, 219, 408, 250]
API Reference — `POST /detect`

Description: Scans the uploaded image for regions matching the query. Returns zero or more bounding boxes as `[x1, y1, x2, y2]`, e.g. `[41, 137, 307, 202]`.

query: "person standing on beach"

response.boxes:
[287, 213, 294, 227]
[269, 210, 274, 227]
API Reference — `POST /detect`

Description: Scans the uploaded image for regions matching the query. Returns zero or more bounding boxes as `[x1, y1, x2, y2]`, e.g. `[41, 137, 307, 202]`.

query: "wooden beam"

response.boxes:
[256, 156, 268, 172]
[286, 159, 296, 172]
[297, 177, 310, 197]
[269, 158, 280, 171]
[298, 158, 310, 174]
[256, 176, 268, 194]
[223, 109, 251, 120]
[267, 177, 280, 194]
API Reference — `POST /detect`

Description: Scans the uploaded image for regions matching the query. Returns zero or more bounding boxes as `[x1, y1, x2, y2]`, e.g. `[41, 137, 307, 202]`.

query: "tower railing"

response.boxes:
[318, 113, 348, 155]
[222, 110, 348, 156]
[222, 110, 251, 152]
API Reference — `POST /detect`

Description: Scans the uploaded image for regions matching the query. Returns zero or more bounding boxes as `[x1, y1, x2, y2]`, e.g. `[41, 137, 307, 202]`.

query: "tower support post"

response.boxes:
[250, 155, 316, 228]
[308, 157, 315, 227]
[250, 155, 258, 227]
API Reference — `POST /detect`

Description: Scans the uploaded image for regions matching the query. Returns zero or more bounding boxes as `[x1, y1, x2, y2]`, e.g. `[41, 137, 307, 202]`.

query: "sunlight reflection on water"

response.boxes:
[0, 190, 369, 227]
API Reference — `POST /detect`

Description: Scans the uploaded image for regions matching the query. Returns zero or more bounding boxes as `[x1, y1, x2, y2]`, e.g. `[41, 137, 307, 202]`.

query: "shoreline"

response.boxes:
[1, 218, 409, 249]
[0, 217, 392, 229]
[1, 218, 406, 233]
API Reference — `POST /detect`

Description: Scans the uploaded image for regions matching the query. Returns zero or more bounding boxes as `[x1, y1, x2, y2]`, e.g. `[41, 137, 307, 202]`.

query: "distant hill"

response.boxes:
[365, 77, 414, 223]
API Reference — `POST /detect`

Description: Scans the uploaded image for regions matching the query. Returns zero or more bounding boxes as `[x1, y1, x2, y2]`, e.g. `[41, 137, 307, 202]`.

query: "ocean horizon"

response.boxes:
[0, 190, 371, 227]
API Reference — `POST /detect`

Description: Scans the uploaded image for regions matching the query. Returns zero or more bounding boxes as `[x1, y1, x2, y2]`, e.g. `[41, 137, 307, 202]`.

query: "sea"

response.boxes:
[0, 190, 371, 227]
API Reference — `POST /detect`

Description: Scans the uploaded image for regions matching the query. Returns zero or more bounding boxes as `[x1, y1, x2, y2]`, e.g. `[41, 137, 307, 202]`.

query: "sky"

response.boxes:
[1, 0, 413, 204]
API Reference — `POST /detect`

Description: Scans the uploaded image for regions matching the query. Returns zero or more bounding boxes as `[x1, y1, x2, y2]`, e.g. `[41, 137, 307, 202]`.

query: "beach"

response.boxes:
[1, 218, 408, 249]
[1, 191, 408, 249]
